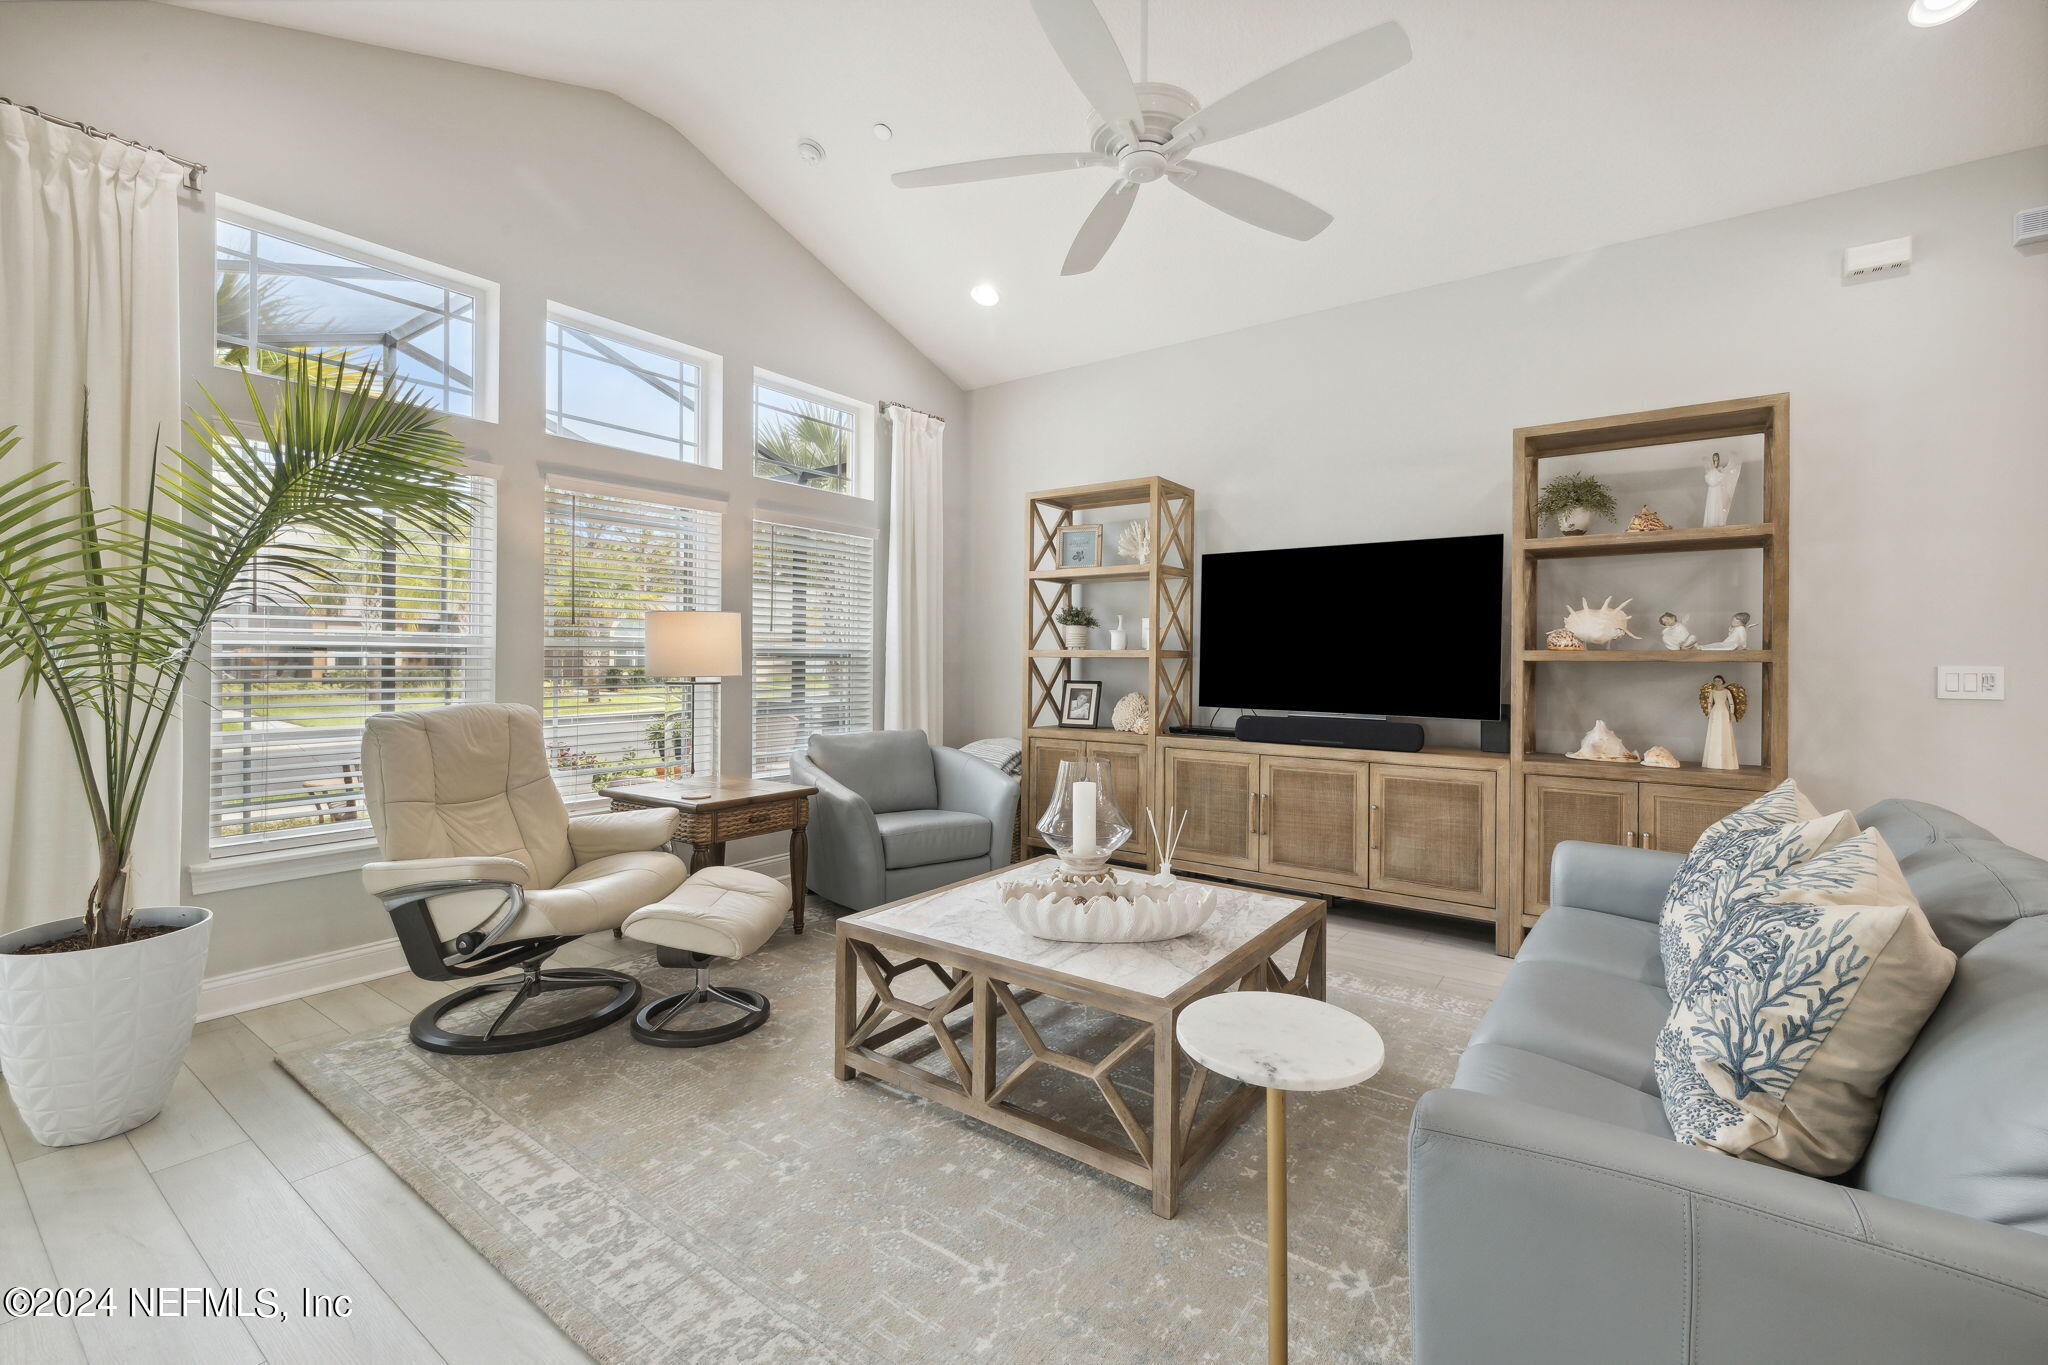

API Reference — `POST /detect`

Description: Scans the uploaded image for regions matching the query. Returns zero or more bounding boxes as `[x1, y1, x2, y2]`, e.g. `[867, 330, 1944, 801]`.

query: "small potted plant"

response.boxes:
[1535, 471, 1618, 536]
[1053, 603, 1099, 650]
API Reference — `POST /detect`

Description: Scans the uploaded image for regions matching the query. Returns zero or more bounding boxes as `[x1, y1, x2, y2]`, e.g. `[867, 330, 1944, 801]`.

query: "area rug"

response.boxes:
[280, 925, 1485, 1364]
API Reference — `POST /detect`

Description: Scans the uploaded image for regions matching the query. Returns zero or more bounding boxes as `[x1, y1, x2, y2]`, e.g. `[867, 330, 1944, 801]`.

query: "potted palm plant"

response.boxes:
[0, 357, 469, 1146]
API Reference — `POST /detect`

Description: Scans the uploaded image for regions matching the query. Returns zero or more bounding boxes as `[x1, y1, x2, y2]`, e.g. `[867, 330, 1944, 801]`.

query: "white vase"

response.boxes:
[1061, 624, 1091, 650]
[0, 907, 212, 1147]
[1558, 506, 1595, 536]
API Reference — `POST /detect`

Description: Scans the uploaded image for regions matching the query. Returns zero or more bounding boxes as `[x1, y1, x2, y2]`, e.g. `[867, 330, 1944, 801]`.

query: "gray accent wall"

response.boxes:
[0, 2, 968, 975]
[961, 148, 2048, 846]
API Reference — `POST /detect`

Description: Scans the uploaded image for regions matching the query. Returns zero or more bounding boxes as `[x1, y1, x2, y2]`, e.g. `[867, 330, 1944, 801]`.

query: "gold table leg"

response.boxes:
[1268, 1086, 1287, 1365]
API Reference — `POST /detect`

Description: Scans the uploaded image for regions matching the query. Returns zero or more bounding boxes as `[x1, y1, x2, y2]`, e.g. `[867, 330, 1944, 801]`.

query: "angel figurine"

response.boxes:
[1699, 611, 1753, 651]
[1702, 451, 1741, 527]
[1699, 675, 1748, 771]
[1658, 612, 1698, 651]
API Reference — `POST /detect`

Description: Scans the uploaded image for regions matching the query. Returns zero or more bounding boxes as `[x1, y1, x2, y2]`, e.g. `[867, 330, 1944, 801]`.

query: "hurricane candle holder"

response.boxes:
[1035, 758, 1131, 886]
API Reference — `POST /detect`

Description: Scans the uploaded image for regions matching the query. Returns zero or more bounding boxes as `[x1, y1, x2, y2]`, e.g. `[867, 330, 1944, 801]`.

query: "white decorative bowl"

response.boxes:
[998, 873, 1214, 943]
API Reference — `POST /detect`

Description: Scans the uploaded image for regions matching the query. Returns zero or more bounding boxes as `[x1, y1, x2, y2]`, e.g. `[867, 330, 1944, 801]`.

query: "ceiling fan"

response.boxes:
[892, 0, 1411, 275]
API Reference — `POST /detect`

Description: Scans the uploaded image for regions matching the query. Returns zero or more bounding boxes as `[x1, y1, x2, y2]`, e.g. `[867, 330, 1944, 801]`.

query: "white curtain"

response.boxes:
[884, 408, 945, 737]
[0, 105, 184, 932]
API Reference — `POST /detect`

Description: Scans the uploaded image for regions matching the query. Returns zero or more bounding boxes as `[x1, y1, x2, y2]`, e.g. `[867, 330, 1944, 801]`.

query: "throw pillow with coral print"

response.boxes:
[1658, 780, 1857, 995]
[1654, 829, 1955, 1174]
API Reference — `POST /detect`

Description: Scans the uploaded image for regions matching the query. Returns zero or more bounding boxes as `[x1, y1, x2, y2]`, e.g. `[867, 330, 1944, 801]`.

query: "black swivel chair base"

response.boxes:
[411, 961, 641, 1055]
[631, 948, 770, 1048]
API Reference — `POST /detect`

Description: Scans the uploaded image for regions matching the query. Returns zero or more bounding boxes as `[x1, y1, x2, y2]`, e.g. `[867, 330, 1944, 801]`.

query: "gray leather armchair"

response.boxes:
[1408, 800, 2048, 1363]
[791, 729, 1019, 911]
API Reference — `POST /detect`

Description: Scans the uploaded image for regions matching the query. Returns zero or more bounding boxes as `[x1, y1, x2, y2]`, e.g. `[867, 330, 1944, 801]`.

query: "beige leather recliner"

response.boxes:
[361, 702, 792, 1053]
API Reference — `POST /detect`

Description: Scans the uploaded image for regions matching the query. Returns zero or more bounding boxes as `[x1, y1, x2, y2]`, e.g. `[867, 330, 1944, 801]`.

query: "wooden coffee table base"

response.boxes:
[834, 910, 1326, 1219]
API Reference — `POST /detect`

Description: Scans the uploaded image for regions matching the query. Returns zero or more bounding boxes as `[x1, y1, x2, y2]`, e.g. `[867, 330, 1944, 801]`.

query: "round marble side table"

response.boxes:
[1176, 992, 1385, 1365]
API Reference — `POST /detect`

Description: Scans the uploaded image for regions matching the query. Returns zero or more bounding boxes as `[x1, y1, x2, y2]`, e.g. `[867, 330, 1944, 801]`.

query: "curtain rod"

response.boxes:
[1, 96, 207, 191]
[880, 400, 944, 423]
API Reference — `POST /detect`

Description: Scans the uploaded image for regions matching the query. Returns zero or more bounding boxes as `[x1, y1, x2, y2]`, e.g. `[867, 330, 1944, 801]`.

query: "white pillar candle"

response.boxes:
[1072, 779, 1098, 857]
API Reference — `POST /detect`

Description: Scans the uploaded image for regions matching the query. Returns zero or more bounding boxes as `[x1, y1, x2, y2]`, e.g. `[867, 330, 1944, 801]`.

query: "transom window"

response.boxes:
[753, 373, 870, 497]
[213, 199, 496, 419]
[545, 305, 716, 463]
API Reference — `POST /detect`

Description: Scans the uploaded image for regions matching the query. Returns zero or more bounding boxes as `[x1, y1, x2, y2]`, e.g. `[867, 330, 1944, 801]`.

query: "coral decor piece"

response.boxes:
[1111, 691, 1152, 734]
[1626, 504, 1672, 533]
[1116, 520, 1151, 564]
[1567, 720, 1640, 763]
[1544, 627, 1586, 651]
[1641, 746, 1681, 768]
[1562, 596, 1642, 648]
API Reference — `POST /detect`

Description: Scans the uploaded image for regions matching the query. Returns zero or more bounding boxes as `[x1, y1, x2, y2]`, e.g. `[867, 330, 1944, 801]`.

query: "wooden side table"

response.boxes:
[600, 776, 818, 933]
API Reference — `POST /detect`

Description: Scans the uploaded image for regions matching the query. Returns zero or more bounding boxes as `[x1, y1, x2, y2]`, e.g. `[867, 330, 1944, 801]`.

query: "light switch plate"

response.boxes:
[1936, 666, 2004, 700]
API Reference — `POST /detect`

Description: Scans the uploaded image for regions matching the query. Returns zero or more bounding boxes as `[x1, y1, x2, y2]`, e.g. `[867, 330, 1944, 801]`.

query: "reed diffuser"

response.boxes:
[1146, 806, 1191, 880]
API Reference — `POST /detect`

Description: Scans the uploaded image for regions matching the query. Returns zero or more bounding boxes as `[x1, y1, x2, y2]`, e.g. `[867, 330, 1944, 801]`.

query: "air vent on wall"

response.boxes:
[2017, 206, 2048, 248]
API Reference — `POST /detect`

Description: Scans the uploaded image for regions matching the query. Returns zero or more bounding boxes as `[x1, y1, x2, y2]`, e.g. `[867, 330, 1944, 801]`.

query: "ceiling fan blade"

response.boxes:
[1169, 21, 1410, 152]
[1030, 0, 1144, 141]
[1062, 181, 1138, 276]
[1172, 162, 1333, 240]
[892, 152, 1111, 189]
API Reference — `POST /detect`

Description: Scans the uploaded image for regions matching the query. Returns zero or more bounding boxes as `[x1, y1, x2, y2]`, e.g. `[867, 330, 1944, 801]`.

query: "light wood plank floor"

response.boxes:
[0, 898, 1506, 1365]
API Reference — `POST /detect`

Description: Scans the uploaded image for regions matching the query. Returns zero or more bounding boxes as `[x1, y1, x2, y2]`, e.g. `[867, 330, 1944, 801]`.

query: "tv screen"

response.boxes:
[1198, 533, 1504, 721]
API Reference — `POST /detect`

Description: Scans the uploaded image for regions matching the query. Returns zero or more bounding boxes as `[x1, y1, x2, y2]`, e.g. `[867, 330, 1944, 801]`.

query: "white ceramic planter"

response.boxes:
[999, 873, 1215, 943]
[1061, 624, 1092, 650]
[1557, 506, 1596, 536]
[0, 907, 212, 1147]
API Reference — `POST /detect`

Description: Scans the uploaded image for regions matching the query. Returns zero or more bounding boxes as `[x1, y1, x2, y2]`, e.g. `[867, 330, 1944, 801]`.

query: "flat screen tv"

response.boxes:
[1198, 533, 1504, 722]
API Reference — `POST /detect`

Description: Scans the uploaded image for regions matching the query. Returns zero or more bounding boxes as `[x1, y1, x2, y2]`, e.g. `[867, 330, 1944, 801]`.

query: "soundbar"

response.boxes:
[1233, 714, 1425, 753]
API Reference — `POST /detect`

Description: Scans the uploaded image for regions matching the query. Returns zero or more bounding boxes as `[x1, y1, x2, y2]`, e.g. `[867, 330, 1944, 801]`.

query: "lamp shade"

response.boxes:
[646, 610, 742, 677]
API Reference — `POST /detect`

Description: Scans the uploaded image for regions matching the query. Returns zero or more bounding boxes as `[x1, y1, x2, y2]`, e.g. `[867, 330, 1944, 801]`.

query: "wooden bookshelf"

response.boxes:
[1506, 394, 1791, 952]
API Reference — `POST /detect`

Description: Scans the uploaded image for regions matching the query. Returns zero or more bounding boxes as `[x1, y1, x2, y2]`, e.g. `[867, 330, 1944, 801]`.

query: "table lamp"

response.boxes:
[644, 611, 742, 779]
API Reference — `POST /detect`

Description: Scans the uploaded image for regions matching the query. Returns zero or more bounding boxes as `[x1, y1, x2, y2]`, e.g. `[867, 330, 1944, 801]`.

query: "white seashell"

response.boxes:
[1567, 719, 1640, 762]
[1640, 745, 1680, 768]
[1111, 691, 1152, 734]
[1562, 596, 1642, 647]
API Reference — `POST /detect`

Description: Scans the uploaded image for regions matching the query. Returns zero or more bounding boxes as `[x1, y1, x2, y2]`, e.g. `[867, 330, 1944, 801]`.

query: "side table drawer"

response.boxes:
[707, 798, 805, 842]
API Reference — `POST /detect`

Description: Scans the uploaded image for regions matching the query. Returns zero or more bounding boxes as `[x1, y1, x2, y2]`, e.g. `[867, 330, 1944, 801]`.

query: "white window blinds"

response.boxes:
[207, 478, 496, 856]
[751, 519, 876, 777]
[544, 481, 722, 796]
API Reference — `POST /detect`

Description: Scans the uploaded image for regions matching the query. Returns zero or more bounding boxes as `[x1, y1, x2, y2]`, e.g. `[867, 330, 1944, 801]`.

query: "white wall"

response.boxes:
[0, 1, 969, 975]
[962, 148, 2048, 845]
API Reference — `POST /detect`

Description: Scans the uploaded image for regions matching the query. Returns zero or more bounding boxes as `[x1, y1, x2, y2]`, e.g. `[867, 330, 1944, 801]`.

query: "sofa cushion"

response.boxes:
[1890, 836, 2048, 957]
[1515, 906, 1664, 985]
[1858, 914, 2048, 1235]
[806, 729, 939, 814]
[1453, 1043, 1673, 1139]
[1654, 830, 1955, 1175]
[1660, 781, 1858, 995]
[1855, 798, 1998, 859]
[1466, 961, 1671, 1091]
[875, 808, 992, 869]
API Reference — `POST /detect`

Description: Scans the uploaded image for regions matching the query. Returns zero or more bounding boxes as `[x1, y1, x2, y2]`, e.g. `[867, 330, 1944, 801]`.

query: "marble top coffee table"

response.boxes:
[834, 858, 1327, 1218]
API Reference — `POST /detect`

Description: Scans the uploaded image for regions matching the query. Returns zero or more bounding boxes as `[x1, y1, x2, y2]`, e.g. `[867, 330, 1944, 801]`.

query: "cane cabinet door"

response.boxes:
[1368, 765, 1497, 907]
[1641, 783, 1751, 855]
[1523, 774, 1638, 916]
[1023, 737, 1085, 852]
[1086, 740, 1152, 859]
[1161, 745, 1259, 871]
[1258, 755, 1370, 889]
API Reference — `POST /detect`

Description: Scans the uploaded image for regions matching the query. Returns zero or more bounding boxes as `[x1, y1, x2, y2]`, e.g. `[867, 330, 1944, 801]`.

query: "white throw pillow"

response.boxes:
[1655, 829, 1956, 1174]
[1659, 780, 1857, 995]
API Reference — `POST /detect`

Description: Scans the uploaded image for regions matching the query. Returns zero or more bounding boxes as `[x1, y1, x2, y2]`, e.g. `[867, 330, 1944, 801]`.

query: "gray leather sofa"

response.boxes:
[1409, 800, 2048, 1363]
[791, 729, 1020, 911]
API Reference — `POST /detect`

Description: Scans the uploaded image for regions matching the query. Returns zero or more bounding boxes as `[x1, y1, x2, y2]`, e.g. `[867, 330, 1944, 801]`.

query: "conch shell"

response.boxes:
[1640, 745, 1680, 768]
[1567, 720, 1639, 763]
[1110, 691, 1152, 735]
[1544, 627, 1585, 650]
[1626, 505, 1672, 533]
[1562, 596, 1642, 647]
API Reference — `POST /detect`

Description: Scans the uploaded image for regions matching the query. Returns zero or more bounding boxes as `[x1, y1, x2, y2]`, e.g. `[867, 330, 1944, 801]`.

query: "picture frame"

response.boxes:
[1057, 524, 1103, 568]
[1056, 679, 1103, 728]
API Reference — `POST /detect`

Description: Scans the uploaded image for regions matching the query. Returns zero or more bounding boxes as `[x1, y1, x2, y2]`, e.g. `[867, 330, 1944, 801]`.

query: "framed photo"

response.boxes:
[1057, 525, 1103, 568]
[1056, 680, 1103, 728]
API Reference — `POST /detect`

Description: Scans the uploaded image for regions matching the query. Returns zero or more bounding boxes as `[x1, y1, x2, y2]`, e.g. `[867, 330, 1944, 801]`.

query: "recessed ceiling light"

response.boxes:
[1907, 0, 1978, 26]
[872, 123, 893, 142]
[970, 282, 1001, 307]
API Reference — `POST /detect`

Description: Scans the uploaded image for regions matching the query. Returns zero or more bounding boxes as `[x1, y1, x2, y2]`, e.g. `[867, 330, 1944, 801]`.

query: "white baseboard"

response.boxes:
[197, 938, 409, 1020]
[195, 855, 796, 1021]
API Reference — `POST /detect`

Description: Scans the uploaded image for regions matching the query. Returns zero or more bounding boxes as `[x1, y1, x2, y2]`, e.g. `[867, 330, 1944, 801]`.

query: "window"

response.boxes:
[545, 482, 722, 796]
[751, 519, 876, 776]
[207, 479, 496, 856]
[752, 372, 870, 497]
[545, 304, 717, 463]
[214, 199, 496, 418]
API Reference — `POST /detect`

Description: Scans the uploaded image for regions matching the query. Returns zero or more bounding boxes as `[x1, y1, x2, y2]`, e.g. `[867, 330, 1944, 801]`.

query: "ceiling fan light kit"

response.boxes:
[892, 0, 1411, 274]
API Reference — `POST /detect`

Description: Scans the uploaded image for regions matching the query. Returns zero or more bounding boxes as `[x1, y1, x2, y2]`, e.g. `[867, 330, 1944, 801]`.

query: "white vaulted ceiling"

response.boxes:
[169, 0, 2048, 388]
